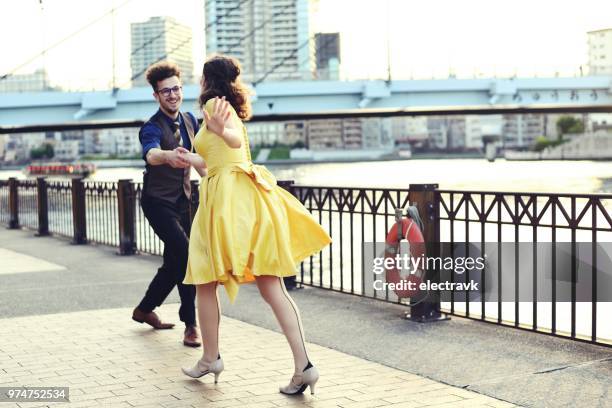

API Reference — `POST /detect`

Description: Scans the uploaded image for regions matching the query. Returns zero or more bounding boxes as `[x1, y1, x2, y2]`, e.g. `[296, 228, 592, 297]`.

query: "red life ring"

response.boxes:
[384, 218, 426, 298]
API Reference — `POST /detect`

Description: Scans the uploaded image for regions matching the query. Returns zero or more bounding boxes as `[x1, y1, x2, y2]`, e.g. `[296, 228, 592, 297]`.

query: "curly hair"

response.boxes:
[198, 55, 252, 120]
[145, 61, 181, 91]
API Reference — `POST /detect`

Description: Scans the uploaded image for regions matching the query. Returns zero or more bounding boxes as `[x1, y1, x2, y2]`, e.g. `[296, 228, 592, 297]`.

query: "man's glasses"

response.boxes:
[157, 85, 182, 97]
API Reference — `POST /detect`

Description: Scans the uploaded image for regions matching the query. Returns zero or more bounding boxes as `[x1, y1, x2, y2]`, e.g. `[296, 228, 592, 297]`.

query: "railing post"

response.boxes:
[278, 179, 299, 290]
[36, 177, 49, 236]
[71, 177, 87, 244]
[8, 177, 19, 229]
[117, 179, 136, 255]
[190, 179, 199, 224]
[407, 183, 448, 322]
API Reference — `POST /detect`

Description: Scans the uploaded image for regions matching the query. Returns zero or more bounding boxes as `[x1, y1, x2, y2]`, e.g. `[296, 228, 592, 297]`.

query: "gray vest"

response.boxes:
[141, 111, 195, 204]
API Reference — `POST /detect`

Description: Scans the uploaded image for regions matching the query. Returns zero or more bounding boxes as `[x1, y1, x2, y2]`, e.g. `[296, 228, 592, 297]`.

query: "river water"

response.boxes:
[3, 158, 612, 193]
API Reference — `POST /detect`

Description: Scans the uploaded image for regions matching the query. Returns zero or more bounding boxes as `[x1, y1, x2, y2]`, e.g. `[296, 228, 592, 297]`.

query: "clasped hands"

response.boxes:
[163, 147, 190, 168]
[165, 96, 234, 169]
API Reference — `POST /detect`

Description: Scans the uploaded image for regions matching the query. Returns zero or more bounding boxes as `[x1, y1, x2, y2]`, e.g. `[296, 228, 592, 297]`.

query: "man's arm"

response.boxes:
[146, 148, 189, 168]
[140, 124, 189, 168]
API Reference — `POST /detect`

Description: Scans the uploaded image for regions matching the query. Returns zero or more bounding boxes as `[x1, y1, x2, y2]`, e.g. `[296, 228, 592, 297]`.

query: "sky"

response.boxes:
[0, 0, 611, 90]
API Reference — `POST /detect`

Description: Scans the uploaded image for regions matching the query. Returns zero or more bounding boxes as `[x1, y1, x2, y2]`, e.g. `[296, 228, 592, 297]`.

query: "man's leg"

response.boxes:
[135, 197, 190, 328]
[176, 197, 196, 327]
[137, 245, 174, 313]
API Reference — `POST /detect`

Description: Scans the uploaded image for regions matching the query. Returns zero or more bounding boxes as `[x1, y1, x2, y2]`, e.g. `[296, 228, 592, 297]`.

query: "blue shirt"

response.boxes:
[140, 110, 199, 160]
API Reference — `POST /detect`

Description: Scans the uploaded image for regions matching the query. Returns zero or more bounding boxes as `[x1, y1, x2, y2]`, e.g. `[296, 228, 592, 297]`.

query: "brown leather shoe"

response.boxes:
[132, 307, 175, 330]
[183, 325, 201, 347]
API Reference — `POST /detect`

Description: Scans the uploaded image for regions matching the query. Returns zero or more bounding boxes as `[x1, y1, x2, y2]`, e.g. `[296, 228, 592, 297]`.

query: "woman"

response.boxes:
[179, 55, 331, 395]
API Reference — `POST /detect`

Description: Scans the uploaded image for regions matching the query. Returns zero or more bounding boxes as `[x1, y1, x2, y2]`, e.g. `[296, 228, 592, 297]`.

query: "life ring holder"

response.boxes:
[382, 207, 429, 304]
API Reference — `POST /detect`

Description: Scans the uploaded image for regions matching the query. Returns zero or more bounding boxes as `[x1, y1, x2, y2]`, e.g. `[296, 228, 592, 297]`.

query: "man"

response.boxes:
[132, 61, 205, 347]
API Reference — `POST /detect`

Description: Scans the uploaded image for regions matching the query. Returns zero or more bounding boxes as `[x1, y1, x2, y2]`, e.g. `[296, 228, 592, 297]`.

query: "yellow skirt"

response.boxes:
[183, 163, 331, 302]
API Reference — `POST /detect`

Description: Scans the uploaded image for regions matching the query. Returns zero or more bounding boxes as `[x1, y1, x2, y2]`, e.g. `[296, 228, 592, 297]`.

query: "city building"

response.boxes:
[307, 119, 344, 149]
[114, 128, 141, 157]
[587, 28, 612, 76]
[245, 122, 284, 146]
[591, 113, 612, 132]
[0, 69, 50, 93]
[283, 121, 307, 145]
[54, 140, 80, 161]
[60, 130, 85, 155]
[464, 115, 503, 149]
[315, 32, 340, 80]
[361, 118, 393, 149]
[84, 128, 140, 157]
[2, 135, 28, 163]
[502, 114, 545, 148]
[131, 16, 194, 87]
[426, 117, 447, 149]
[205, 0, 317, 83]
[426, 117, 466, 150]
[342, 118, 363, 149]
[391, 117, 428, 147]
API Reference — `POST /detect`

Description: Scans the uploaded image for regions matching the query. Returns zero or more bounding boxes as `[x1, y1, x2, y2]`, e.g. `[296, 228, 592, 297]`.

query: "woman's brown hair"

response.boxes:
[198, 55, 252, 120]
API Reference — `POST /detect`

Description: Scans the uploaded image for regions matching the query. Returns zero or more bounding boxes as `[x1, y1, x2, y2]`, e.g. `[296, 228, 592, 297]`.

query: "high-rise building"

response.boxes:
[0, 69, 50, 93]
[587, 28, 612, 76]
[205, 0, 318, 83]
[315, 32, 340, 80]
[130, 16, 194, 87]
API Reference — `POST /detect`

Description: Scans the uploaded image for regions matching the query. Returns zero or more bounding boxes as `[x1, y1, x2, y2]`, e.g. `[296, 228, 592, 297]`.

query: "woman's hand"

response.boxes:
[204, 96, 231, 137]
[204, 96, 242, 149]
[176, 147, 207, 171]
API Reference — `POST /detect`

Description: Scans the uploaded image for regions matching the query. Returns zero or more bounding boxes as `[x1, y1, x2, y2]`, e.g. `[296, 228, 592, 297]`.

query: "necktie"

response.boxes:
[173, 121, 181, 146]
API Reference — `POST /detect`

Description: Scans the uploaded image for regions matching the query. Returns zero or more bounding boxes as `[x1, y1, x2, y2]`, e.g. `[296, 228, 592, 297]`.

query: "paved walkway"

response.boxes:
[2, 228, 611, 407]
[0, 304, 515, 408]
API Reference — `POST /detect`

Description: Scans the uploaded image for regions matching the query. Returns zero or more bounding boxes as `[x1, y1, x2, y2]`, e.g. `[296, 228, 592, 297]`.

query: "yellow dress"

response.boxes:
[183, 99, 332, 302]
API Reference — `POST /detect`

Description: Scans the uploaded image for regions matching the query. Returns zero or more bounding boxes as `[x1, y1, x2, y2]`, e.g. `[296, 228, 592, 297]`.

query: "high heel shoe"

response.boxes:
[181, 355, 224, 383]
[279, 361, 319, 395]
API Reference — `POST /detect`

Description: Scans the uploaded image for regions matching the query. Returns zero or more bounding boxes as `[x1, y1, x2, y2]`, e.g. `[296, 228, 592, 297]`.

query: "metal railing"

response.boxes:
[2, 177, 611, 347]
[0, 179, 10, 226]
[84, 181, 119, 247]
[437, 189, 612, 345]
[47, 180, 74, 239]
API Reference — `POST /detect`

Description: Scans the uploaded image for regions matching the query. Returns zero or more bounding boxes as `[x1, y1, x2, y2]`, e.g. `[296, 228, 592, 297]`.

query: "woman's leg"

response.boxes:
[255, 276, 309, 373]
[182, 281, 224, 381]
[197, 282, 221, 363]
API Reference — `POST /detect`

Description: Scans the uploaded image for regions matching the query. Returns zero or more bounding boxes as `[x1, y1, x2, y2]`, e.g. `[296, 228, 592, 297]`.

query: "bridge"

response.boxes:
[1, 77, 612, 132]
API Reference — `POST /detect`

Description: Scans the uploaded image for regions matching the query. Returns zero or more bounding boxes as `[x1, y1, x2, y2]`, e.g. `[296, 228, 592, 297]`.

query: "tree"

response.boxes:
[556, 116, 584, 139]
[30, 144, 54, 160]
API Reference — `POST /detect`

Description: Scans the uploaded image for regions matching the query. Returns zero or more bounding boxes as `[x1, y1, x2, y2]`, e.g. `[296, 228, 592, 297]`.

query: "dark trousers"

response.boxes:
[137, 194, 196, 326]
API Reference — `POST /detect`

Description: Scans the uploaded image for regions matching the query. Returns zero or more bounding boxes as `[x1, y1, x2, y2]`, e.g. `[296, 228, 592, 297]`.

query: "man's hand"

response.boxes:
[204, 96, 231, 137]
[165, 148, 190, 168]
[176, 146, 207, 172]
